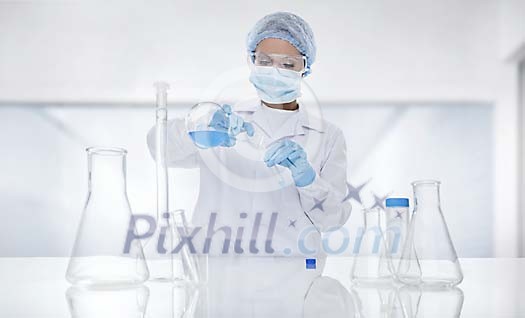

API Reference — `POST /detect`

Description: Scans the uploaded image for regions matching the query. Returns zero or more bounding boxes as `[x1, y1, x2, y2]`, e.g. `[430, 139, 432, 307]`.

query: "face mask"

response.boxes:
[249, 66, 302, 104]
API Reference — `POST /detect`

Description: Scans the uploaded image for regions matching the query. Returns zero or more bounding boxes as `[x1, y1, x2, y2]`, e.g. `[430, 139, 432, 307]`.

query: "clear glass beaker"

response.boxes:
[185, 102, 234, 149]
[66, 147, 149, 286]
[350, 208, 392, 286]
[397, 180, 463, 287]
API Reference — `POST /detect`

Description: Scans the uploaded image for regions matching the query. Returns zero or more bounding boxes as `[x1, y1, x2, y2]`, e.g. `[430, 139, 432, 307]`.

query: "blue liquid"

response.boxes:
[188, 130, 231, 149]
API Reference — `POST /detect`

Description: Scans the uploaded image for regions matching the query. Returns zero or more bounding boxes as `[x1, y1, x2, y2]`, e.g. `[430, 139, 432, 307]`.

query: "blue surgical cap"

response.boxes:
[246, 12, 316, 76]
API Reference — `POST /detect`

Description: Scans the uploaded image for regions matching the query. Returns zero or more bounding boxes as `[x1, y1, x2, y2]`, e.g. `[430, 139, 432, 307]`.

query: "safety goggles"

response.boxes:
[249, 52, 307, 74]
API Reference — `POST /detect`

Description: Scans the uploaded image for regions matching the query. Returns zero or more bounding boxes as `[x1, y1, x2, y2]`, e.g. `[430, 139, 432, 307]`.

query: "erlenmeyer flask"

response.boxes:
[350, 208, 392, 285]
[398, 180, 463, 287]
[66, 147, 149, 286]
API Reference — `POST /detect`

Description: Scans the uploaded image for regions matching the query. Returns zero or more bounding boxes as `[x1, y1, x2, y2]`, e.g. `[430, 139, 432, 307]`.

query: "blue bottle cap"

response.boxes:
[386, 198, 409, 207]
[305, 258, 316, 270]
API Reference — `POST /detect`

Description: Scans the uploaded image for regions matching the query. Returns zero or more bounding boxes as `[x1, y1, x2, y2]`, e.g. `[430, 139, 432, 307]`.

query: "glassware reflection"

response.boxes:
[66, 283, 207, 318]
[350, 284, 464, 318]
[397, 286, 464, 318]
[66, 256, 473, 317]
[66, 285, 149, 318]
[304, 276, 355, 318]
[350, 285, 397, 318]
[145, 282, 207, 318]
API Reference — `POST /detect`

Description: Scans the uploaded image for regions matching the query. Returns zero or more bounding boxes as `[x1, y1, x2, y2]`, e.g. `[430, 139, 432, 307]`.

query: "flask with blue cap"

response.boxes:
[381, 198, 410, 276]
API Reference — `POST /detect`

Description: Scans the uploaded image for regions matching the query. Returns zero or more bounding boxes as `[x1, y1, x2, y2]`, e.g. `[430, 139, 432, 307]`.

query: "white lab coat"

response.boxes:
[147, 99, 351, 256]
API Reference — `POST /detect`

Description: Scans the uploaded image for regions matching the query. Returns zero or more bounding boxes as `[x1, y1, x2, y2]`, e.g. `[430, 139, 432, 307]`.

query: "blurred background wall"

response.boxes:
[0, 0, 524, 257]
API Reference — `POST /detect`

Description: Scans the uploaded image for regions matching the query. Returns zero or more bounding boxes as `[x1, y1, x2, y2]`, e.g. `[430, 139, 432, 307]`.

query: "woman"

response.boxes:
[148, 12, 351, 257]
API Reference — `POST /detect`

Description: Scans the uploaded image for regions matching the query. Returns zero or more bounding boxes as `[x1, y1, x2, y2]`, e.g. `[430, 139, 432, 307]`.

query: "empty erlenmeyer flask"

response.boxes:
[350, 208, 392, 285]
[66, 147, 149, 286]
[398, 180, 463, 287]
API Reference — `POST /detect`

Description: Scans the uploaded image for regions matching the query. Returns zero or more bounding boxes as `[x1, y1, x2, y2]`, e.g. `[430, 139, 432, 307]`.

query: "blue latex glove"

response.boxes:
[209, 104, 254, 147]
[264, 139, 316, 187]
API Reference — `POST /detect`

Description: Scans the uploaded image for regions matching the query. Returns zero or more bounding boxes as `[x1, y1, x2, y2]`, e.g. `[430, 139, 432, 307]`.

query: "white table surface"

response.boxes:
[1, 257, 524, 317]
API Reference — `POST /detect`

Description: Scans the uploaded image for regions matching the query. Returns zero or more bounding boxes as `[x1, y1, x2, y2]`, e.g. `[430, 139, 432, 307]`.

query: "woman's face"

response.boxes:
[254, 38, 304, 73]
[255, 38, 300, 56]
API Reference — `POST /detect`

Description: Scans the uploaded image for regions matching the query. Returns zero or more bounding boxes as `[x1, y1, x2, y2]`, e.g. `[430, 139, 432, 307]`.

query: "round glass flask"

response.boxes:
[185, 102, 234, 149]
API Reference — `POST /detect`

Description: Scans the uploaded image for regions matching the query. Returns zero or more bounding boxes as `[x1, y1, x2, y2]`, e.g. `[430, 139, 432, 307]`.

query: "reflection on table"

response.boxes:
[1, 257, 525, 317]
[65, 256, 464, 318]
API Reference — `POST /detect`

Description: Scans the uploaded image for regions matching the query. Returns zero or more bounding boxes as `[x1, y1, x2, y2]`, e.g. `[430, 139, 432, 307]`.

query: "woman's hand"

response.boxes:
[208, 104, 254, 147]
[264, 139, 316, 187]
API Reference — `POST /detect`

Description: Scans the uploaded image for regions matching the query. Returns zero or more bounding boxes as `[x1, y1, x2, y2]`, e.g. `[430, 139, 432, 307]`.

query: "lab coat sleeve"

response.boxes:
[147, 117, 200, 168]
[297, 128, 352, 232]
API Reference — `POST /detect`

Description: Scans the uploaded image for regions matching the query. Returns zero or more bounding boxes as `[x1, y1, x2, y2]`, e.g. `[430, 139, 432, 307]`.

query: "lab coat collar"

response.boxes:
[238, 100, 325, 138]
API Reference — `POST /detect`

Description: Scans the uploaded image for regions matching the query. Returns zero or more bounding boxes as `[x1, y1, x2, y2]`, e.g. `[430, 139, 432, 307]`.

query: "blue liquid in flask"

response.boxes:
[188, 130, 230, 148]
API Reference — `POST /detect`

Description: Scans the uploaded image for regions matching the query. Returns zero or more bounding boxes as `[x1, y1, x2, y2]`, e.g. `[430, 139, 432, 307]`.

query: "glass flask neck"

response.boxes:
[413, 180, 441, 210]
[87, 148, 127, 195]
